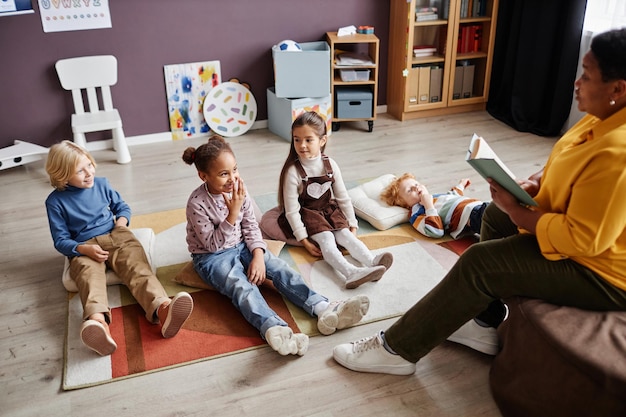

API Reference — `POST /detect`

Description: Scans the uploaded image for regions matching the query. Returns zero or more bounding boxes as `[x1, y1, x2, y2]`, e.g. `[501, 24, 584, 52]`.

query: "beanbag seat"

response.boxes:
[490, 296, 626, 417]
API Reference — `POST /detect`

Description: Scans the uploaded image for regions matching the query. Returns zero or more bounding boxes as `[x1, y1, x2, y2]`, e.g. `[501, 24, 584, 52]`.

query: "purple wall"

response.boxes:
[0, 1, 389, 148]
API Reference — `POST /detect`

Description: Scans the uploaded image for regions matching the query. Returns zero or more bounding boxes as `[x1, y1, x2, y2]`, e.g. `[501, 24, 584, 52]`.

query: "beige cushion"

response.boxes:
[171, 239, 285, 290]
[61, 228, 156, 292]
[348, 174, 409, 230]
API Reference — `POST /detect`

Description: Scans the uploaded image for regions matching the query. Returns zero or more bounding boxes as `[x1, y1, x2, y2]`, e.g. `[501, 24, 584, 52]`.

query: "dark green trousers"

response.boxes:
[385, 203, 626, 363]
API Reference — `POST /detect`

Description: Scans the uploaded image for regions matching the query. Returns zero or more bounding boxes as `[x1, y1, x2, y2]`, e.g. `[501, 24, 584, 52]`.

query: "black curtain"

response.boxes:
[487, 0, 588, 136]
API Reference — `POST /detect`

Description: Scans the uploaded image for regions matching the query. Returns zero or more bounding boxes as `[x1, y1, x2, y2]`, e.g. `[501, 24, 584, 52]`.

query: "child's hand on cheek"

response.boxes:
[224, 178, 245, 223]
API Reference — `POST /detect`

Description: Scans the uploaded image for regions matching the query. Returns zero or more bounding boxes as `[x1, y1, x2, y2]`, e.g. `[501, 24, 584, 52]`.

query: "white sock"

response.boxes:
[334, 228, 375, 266]
[311, 231, 358, 277]
[313, 301, 330, 316]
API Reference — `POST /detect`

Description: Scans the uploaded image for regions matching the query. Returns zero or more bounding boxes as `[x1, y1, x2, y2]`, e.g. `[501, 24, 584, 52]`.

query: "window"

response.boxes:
[583, 0, 626, 32]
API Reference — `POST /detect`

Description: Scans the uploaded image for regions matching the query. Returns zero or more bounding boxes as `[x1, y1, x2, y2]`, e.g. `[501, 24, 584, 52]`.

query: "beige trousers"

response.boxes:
[70, 226, 169, 323]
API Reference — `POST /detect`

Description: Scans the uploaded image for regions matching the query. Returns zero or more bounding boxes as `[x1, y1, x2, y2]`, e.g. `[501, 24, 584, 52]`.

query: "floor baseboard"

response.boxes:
[90, 105, 387, 150]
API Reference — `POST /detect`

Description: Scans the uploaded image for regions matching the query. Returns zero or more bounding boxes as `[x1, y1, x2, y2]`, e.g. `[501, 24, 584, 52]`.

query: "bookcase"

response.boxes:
[387, 0, 499, 121]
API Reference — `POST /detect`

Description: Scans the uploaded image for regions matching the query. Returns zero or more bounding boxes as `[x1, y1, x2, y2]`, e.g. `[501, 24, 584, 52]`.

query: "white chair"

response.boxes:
[55, 55, 131, 164]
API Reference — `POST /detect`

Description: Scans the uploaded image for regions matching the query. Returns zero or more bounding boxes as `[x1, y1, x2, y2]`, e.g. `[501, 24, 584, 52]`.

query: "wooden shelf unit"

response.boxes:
[326, 31, 379, 132]
[387, 0, 499, 121]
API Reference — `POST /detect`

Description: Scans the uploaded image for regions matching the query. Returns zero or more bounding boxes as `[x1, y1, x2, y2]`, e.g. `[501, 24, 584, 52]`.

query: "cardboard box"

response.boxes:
[267, 87, 332, 141]
[336, 87, 372, 119]
[272, 41, 331, 98]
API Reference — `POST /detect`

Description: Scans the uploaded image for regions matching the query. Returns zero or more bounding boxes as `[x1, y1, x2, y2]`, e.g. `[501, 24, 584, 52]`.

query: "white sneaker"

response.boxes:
[372, 252, 394, 271]
[446, 319, 499, 355]
[265, 326, 309, 356]
[345, 265, 386, 289]
[317, 295, 370, 335]
[333, 331, 416, 375]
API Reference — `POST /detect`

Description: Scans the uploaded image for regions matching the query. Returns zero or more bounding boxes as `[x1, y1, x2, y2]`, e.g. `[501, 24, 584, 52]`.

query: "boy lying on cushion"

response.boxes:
[381, 173, 488, 239]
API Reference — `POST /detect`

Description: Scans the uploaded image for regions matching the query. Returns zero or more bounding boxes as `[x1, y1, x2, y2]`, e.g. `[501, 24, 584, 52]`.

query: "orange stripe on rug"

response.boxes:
[107, 288, 300, 379]
[437, 235, 478, 256]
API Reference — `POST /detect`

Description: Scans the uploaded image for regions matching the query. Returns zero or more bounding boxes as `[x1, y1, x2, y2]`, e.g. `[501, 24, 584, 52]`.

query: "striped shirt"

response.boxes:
[409, 187, 483, 239]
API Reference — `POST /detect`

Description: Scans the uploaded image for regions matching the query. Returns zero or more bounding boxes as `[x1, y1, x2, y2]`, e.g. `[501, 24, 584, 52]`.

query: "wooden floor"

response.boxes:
[0, 111, 556, 417]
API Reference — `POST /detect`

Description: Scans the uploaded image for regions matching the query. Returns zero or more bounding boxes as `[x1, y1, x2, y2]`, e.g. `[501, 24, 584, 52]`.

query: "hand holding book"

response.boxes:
[466, 134, 538, 207]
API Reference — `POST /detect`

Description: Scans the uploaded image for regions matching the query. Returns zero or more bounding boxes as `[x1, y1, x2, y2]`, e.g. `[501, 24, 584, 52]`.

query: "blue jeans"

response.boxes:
[192, 242, 326, 338]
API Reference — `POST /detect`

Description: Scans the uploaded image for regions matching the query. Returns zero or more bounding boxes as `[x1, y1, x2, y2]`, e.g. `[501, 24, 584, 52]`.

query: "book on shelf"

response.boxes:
[459, 0, 488, 18]
[442, 0, 450, 19]
[457, 24, 483, 54]
[466, 134, 538, 207]
[413, 45, 437, 58]
[416, 6, 437, 13]
[416, 13, 439, 22]
[415, 6, 437, 16]
[335, 52, 374, 66]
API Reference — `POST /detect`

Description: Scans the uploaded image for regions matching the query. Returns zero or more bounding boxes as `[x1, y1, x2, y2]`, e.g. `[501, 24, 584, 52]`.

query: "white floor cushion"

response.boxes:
[348, 174, 409, 231]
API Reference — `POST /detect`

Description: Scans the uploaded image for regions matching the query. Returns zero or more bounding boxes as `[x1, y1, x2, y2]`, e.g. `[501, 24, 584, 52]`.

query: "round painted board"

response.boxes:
[203, 81, 257, 137]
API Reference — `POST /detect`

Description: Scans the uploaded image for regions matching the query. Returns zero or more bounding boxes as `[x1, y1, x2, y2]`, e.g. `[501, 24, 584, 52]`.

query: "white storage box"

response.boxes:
[272, 41, 331, 98]
[267, 87, 332, 141]
[339, 69, 371, 82]
[336, 87, 373, 119]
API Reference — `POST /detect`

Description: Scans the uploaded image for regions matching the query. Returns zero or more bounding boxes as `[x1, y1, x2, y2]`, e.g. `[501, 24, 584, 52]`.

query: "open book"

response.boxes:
[466, 134, 538, 206]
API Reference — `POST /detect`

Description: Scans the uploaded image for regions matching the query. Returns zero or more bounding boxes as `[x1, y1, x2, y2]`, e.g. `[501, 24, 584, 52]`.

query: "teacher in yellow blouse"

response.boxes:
[333, 27, 626, 375]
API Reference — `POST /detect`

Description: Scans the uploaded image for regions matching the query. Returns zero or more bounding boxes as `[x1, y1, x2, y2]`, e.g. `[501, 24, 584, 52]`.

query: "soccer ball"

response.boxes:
[277, 40, 302, 51]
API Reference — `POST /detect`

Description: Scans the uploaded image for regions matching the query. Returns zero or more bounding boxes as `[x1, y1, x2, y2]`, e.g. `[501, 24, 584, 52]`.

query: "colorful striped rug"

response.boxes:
[63, 201, 471, 390]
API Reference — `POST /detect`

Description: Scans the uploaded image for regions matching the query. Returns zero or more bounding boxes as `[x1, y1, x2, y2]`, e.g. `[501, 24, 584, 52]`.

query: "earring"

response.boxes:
[610, 99, 616, 106]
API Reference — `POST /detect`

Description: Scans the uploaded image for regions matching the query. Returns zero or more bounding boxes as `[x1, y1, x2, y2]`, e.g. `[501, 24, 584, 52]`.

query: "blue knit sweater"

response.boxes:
[45, 177, 131, 257]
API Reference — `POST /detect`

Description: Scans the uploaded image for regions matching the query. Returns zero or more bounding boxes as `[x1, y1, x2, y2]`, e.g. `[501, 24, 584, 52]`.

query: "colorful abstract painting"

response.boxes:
[164, 61, 221, 140]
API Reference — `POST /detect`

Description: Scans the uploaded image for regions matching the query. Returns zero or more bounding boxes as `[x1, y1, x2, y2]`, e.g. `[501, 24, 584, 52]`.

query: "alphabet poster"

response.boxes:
[38, 0, 112, 33]
[164, 61, 222, 140]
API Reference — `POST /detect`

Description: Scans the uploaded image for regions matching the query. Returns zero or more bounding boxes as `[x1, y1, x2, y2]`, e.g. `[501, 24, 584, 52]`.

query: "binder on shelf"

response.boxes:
[418, 66, 431, 104]
[453, 65, 463, 99]
[462, 63, 475, 98]
[407, 67, 420, 105]
[429, 65, 443, 102]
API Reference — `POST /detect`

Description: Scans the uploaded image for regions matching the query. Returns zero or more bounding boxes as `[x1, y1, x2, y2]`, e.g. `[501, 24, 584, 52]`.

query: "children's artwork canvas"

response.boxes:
[164, 61, 221, 140]
[38, 0, 111, 32]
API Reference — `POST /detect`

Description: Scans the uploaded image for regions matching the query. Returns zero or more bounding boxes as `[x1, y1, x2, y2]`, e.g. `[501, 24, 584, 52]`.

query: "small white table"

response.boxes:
[0, 140, 49, 171]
